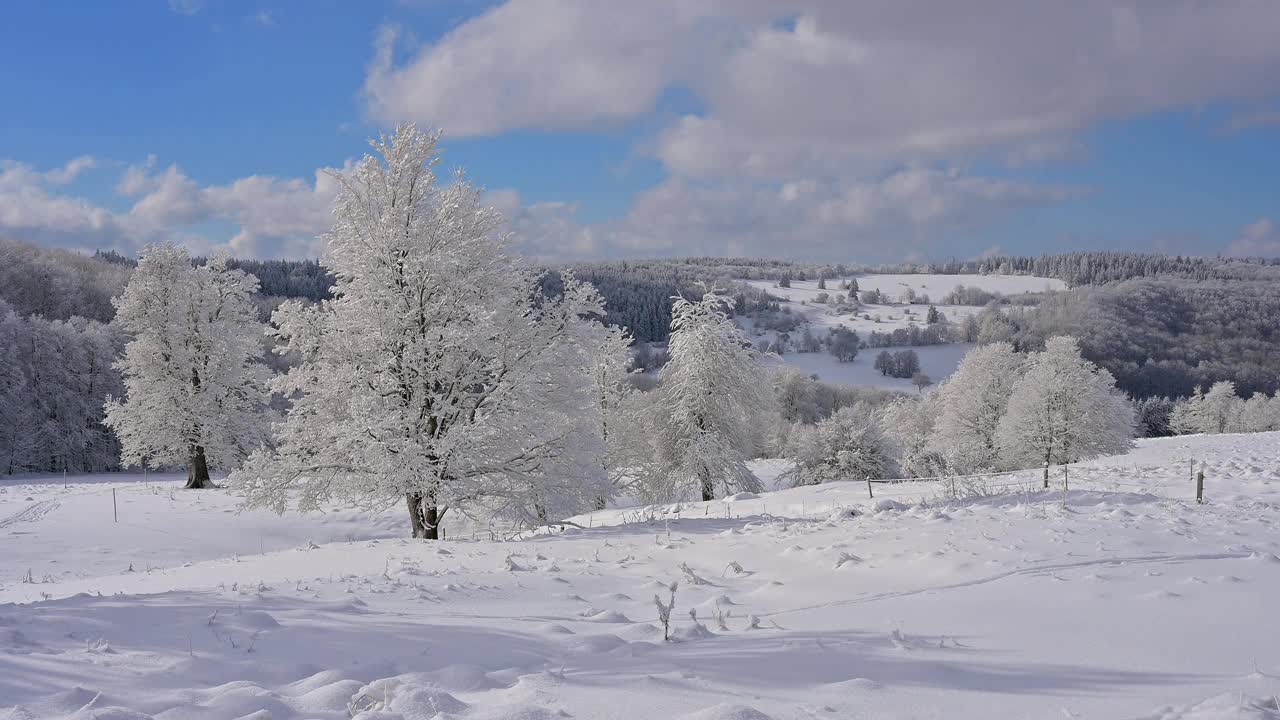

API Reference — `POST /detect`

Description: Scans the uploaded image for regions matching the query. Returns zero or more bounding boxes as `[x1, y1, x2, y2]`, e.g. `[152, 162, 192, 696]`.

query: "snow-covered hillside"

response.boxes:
[745, 273, 1064, 391]
[4, 432, 1280, 719]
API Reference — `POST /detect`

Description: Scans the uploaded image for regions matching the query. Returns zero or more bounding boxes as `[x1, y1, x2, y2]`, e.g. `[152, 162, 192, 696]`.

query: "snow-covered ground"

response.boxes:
[744, 273, 1064, 390]
[4, 432, 1280, 719]
[764, 343, 974, 395]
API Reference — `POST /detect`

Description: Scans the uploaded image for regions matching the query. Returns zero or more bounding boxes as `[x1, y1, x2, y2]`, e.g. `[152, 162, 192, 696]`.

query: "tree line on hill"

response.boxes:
[961, 277, 1280, 399]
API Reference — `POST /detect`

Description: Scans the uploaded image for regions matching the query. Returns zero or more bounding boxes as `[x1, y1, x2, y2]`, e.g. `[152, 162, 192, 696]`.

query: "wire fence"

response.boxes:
[0, 455, 1228, 548]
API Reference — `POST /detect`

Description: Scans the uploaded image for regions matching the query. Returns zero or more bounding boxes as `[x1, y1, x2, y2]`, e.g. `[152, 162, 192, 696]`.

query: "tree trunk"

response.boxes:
[184, 446, 213, 489]
[406, 492, 440, 540]
[407, 493, 426, 538]
[423, 504, 439, 540]
[700, 470, 714, 502]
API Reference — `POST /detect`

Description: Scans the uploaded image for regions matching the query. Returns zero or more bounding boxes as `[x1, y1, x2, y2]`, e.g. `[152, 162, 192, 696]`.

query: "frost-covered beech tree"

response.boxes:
[231, 126, 623, 538]
[643, 290, 775, 502]
[785, 404, 896, 486]
[104, 244, 272, 488]
[1237, 392, 1279, 433]
[934, 342, 1024, 473]
[587, 322, 636, 508]
[996, 337, 1134, 470]
[882, 396, 945, 478]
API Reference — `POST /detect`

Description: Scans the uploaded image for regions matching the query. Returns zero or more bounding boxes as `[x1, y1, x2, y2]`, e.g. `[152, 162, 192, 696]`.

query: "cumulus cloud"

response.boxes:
[1225, 218, 1280, 258]
[356, 0, 1280, 260]
[366, 1, 1280, 168]
[0, 157, 341, 259]
[497, 169, 1078, 262]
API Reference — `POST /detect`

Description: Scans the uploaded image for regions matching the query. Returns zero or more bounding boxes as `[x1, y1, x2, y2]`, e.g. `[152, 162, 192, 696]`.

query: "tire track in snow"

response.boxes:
[0, 499, 60, 529]
[762, 551, 1254, 618]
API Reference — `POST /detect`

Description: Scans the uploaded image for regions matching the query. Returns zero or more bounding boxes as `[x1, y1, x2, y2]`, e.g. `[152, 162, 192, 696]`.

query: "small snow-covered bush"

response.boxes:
[784, 404, 896, 486]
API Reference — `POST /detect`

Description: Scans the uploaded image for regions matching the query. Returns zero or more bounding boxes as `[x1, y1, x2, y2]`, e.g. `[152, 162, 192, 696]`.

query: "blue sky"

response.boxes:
[1, 1, 1278, 261]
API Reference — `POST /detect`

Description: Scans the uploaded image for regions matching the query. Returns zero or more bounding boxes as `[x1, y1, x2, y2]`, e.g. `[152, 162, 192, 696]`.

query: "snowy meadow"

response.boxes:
[3, 433, 1280, 719]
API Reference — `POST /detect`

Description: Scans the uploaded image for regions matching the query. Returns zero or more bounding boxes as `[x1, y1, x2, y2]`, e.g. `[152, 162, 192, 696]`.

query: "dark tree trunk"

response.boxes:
[184, 446, 213, 489]
[407, 492, 439, 540]
[408, 493, 426, 538]
[700, 471, 714, 502]
[423, 504, 439, 541]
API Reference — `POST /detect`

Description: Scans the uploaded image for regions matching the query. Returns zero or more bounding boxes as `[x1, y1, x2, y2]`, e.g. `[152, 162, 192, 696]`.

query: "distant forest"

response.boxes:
[3, 236, 1280, 473]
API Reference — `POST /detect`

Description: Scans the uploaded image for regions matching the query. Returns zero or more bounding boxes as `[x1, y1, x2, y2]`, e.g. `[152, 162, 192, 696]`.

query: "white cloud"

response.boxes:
[354, 0, 1280, 261]
[168, 0, 203, 16]
[362, 2, 783, 137]
[1225, 218, 1280, 258]
[365, 1, 1280, 170]
[497, 169, 1078, 262]
[43, 156, 97, 185]
[249, 10, 277, 28]
[0, 157, 341, 259]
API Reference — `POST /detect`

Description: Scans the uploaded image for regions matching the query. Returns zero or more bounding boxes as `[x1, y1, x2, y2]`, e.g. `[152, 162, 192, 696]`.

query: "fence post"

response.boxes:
[1195, 462, 1204, 504]
[1063, 463, 1069, 493]
[1043, 462, 1049, 490]
[866, 476, 874, 499]
[112, 488, 118, 523]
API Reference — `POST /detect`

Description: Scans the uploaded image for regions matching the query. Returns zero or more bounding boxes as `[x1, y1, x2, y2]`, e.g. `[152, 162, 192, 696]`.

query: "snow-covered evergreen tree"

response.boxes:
[995, 336, 1134, 470]
[104, 244, 271, 488]
[231, 125, 623, 537]
[934, 342, 1024, 473]
[642, 290, 774, 502]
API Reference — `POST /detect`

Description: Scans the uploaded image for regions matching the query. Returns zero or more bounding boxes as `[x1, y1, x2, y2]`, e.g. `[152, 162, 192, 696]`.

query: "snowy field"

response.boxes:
[4, 432, 1280, 719]
[763, 343, 975, 395]
[745, 273, 1064, 390]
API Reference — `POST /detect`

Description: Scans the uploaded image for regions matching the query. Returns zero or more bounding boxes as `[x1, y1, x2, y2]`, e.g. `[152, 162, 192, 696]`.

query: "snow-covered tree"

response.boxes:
[1168, 387, 1204, 435]
[104, 244, 271, 488]
[882, 396, 945, 478]
[641, 290, 775, 502]
[934, 342, 1025, 473]
[1198, 381, 1242, 434]
[570, 289, 634, 511]
[785, 404, 895, 486]
[1237, 392, 1279, 433]
[1168, 381, 1276, 435]
[0, 303, 32, 474]
[995, 336, 1134, 470]
[231, 126, 624, 537]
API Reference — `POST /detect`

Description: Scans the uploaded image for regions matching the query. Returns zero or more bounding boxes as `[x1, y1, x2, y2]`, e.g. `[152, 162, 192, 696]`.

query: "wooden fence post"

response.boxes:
[112, 488, 118, 523]
[866, 476, 874, 499]
[1043, 462, 1050, 490]
[1195, 462, 1204, 504]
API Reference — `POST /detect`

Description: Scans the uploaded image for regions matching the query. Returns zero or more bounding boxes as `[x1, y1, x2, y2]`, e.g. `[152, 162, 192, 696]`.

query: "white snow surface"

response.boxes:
[4, 431, 1280, 719]
[745, 273, 1064, 391]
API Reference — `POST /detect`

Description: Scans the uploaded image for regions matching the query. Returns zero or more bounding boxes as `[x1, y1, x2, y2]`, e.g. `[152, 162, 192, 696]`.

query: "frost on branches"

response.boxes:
[785, 404, 896, 486]
[639, 290, 775, 502]
[933, 342, 1024, 474]
[104, 243, 272, 489]
[996, 336, 1135, 469]
[230, 125, 626, 538]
